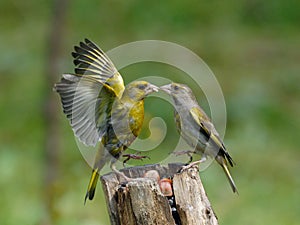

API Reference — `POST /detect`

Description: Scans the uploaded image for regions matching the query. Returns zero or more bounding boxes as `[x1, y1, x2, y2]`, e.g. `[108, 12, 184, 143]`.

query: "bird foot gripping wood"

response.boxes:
[101, 163, 219, 225]
[179, 156, 207, 173]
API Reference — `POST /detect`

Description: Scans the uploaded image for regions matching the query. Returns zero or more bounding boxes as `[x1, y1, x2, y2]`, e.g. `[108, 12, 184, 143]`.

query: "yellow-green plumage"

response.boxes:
[54, 39, 158, 203]
[129, 101, 145, 136]
[86, 169, 99, 201]
[160, 83, 238, 193]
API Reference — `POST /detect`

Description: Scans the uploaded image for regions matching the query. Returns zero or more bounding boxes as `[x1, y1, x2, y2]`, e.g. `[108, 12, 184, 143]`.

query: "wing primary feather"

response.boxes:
[73, 45, 113, 71]
[83, 39, 111, 64]
[56, 40, 125, 147]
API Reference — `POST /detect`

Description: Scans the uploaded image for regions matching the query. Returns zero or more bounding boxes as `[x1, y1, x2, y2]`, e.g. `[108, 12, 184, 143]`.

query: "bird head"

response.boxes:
[123, 81, 159, 101]
[160, 83, 199, 110]
[159, 83, 195, 100]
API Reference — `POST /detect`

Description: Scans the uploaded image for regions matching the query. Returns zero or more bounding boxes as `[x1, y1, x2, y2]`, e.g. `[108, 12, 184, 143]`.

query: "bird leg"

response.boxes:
[122, 152, 150, 167]
[180, 155, 207, 172]
[173, 150, 196, 163]
[110, 162, 132, 182]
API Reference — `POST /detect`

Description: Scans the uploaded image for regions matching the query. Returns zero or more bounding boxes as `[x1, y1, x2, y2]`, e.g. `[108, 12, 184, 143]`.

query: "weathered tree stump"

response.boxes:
[100, 163, 219, 225]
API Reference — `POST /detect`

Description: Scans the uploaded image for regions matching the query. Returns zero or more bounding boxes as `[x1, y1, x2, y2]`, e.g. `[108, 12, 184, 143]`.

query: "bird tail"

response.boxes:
[84, 145, 107, 204]
[216, 155, 238, 193]
[221, 163, 238, 193]
[84, 168, 100, 204]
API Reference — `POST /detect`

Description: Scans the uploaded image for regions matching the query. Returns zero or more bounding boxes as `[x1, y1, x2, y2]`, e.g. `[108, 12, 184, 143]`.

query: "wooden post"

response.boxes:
[101, 163, 219, 225]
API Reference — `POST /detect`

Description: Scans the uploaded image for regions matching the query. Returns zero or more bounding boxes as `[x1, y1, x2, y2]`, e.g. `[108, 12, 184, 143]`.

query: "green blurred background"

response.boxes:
[1, 0, 299, 224]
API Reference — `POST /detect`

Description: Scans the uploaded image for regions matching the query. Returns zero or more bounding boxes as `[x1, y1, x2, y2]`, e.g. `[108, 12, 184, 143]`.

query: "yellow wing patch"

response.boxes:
[189, 107, 224, 150]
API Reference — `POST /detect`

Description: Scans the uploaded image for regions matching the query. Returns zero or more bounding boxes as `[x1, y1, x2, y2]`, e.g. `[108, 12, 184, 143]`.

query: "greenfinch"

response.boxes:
[54, 39, 158, 202]
[160, 83, 237, 193]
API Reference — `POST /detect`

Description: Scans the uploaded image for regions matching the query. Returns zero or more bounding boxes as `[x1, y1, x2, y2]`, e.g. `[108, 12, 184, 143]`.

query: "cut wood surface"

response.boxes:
[100, 163, 219, 225]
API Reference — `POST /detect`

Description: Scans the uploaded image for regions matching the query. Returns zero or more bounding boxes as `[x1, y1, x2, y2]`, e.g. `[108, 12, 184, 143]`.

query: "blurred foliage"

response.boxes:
[0, 0, 299, 224]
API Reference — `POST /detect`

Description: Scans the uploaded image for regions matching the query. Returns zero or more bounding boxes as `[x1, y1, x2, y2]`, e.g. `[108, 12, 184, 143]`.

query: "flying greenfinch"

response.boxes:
[160, 83, 237, 193]
[54, 39, 158, 202]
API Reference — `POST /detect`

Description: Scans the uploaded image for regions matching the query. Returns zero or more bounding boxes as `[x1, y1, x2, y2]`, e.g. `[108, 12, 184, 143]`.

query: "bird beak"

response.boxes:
[159, 84, 172, 94]
[145, 84, 159, 95]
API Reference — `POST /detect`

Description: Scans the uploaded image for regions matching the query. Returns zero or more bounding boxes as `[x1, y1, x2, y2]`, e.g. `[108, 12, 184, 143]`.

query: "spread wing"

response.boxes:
[72, 38, 125, 97]
[55, 74, 116, 146]
[189, 107, 234, 166]
[54, 39, 124, 146]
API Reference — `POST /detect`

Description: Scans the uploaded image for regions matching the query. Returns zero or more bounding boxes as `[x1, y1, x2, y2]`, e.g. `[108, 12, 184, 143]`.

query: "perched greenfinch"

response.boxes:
[160, 83, 237, 193]
[54, 39, 158, 202]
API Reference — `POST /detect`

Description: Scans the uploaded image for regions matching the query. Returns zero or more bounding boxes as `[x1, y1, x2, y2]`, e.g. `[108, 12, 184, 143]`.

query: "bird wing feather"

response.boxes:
[189, 107, 234, 166]
[72, 38, 125, 97]
[55, 39, 126, 146]
[189, 107, 224, 148]
[55, 74, 117, 147]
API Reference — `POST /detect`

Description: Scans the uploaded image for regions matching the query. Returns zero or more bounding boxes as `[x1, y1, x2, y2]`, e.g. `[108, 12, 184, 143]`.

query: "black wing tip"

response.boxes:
[71, 51, 78, 58]
[79, 40, 88, 49]
[75, 68, 92, 75]
[84, 38, 99, 49]
[74, 45, 81, 53]
[71, 39, 105, 65]
[84, 38, 91, 44]
[74, 38, 100, 52]
[82, 38, 93, 46]
[226, 152, 235, 167]
[73, 59, 80, 66]
[219, 149, 235, 167]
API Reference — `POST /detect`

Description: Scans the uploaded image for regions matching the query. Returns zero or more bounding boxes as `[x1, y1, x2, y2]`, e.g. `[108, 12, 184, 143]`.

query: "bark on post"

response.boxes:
[100, 163, 219, 225]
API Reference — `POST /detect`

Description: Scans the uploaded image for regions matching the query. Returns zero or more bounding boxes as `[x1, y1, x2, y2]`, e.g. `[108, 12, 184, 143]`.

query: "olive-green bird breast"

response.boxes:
[129, 101, 144, 137]
[102, 100, 144, 157]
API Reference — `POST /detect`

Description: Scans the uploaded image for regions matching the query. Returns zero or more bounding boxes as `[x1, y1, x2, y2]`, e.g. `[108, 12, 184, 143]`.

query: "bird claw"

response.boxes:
[179, 157, 207, 173]
[180, 163, 199, 173]
[122, 153, 150, 167]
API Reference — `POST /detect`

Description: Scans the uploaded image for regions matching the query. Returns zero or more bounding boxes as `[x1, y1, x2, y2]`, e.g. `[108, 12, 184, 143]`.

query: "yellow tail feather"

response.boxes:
[84, 168, 100, 204]
[221, 163, 238, 194]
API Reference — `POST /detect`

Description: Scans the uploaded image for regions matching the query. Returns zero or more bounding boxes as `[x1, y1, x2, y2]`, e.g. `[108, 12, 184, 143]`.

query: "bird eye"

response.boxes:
[138, 84, 146, 90]
[174, 85, 179, 91]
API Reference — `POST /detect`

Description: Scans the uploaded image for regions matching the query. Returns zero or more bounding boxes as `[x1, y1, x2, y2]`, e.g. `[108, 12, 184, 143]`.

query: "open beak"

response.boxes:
[159, 84, 172, 94]
[145, 84, 159, 95]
